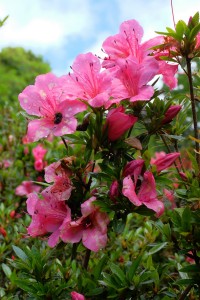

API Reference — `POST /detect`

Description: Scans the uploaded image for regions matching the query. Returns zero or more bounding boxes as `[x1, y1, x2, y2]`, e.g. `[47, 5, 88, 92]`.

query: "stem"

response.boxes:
[174, 141, 185, 173]
[61, 137, 68, 151]
[83, 249, 91, 270]
[186, 57, 200, 169]
[179, 284, 193, 300]
[71, 243, 78, 261]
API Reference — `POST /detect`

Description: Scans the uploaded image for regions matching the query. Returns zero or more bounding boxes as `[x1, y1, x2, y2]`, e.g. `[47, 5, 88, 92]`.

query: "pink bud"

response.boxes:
[109, 180, 119, 202]
[179, 171, 187, 181]
[71, 291, 85, 300]
[150, 152, 180, 172]
[105, 107, 138, 141]
[32, 144, 47, 160]
[34, 159, 44, 172]
[162, 105, 182, 124]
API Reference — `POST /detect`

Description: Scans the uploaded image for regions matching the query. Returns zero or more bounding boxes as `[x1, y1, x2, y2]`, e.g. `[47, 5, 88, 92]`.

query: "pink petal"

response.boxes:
[26, 119, 53, 142]
[122, 176, 142, 206]
[82, 228, 108, 252]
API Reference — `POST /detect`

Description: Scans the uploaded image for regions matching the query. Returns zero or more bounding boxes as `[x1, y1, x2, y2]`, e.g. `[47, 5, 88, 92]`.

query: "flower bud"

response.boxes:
[162, 105, 182, 124]
[150, 152, 180, 172]
[109, 180, 119, 202]
[105, 107, 138, 141]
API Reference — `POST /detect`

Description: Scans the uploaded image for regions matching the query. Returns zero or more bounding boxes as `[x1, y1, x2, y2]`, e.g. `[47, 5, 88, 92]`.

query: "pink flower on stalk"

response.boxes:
[105, 106, 138, 141]
[26, 192, 71, 247]
[113, 57, 158, 102]
[123, 171, 164, 217]
[19, 73, 86, 142]
[63, 52, 110, 107]
[102, 19, 178, 90]
[71, 291, 85, 300]
[15, 181, 41, 196]
[162, 104, 182, 124]
[150, 151, 180, 173]
[32, 144, 47, 161]
[43, 161, 73, 201]
[60, 197, 110, 252]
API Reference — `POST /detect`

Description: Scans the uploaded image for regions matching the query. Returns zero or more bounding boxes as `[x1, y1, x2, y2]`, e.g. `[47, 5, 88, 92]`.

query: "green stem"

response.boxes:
[83, 249, 91, 270]
[186, 57, 200, 170]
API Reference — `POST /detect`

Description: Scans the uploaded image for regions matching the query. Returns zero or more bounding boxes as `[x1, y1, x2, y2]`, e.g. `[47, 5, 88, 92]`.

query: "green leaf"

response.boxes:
[110, 263, 126, 285]
[2, 263, 12, 278]
[179, 265, 200, 273]
[14, 279, 37, 293]
[127, 255, 143, 282]
[176, 278, 196, 285]
[100, 273, 119, 290]
[189, 23, 200, 41]
[175, 20, 187, 40]
[148, 242, 168, 255]
[12, 246, 28, 262]
[86, 287, 104, 297]
[94, 255, 108, 280]
[181, 207, 192, 231]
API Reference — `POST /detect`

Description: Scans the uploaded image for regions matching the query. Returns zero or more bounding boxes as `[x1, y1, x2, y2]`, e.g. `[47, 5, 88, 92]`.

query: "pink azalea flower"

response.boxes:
[32, 144, 47, 161]
[34, 159, 45, 172]
[71, 291, 85, 300]
[105, 106, 138, 141]
[102, 19, 178, 90]
[60, 197, 110, 252]
[150, 151, 180, 172]
[122, 159, 144, 183]
[27, 192, 71, 247]
[43, 161, 73, 201]
[162, 104, 182, 124]
[15, 181, 41, 196]
[62, 52, 122, 108]
[113, 57, 159, 102]
[2, 159, 13, 168]
[19, 73, 86, 142]
[122, 171, 164, 217]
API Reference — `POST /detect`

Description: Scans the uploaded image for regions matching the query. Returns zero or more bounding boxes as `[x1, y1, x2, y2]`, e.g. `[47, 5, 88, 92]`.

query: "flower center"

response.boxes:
[54, 112, 63, 124]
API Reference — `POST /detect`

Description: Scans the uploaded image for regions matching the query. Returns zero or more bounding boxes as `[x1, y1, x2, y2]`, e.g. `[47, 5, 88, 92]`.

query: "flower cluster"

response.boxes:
[18, 19, 181, 253]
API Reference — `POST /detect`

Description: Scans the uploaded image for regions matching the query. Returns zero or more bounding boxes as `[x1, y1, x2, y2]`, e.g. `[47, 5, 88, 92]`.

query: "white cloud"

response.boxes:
[0, 0, 96, 53]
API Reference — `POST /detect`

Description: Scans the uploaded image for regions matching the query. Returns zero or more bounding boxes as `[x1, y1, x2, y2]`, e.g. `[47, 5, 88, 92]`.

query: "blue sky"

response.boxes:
[0, 0, 199, 75]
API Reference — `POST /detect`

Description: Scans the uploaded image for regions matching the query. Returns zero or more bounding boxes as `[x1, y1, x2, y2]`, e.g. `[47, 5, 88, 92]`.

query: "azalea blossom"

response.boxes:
[32, 144, 47, 161]
[150, 151, 180, 172]
[110, 57, 159, 102]
[15, 181, 41, 196]
[19, 73, 86, 142]
[122, 171, 164, 217]
[105, 106, 138, 141]
[122, 159, 164, 216]
[27, 192, 71, 247]
[43, 160, 73, 201]
[62, 52, 124, 108]
[60, 197, 110, 252]
[102, 19, 178, 90]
